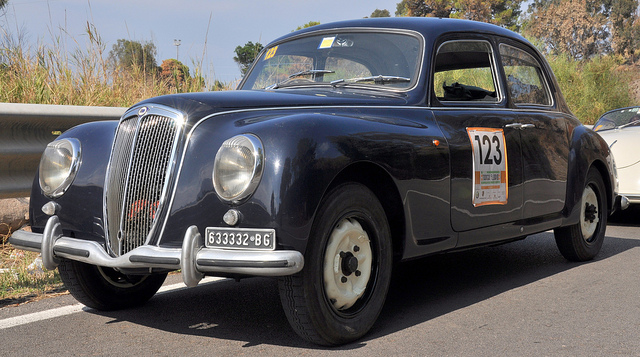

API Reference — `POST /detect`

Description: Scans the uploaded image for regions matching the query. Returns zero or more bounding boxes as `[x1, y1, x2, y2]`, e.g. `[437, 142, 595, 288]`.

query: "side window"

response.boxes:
[499, 44, 551, 106]
[433, 40, 499, 103]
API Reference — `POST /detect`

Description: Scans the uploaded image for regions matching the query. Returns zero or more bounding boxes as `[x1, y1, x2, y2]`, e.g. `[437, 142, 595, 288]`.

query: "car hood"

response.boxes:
[135, 88, 411, 126]
[597, 127, 640, 169]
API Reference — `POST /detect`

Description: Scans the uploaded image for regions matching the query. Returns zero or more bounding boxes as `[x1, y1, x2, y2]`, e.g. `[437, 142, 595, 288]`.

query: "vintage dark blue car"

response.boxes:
[11, 17, 619, 345]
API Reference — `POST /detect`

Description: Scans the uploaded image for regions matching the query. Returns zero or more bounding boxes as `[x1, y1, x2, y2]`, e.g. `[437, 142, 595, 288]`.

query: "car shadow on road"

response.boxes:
[86, 229, 640, 350]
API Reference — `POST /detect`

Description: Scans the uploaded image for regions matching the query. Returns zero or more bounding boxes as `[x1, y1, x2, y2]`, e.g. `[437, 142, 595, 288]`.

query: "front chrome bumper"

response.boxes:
[9, 215, 304, 287]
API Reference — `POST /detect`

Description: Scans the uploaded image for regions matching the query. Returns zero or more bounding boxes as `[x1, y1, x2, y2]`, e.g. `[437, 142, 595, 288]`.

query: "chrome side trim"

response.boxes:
[9, 217, 304, 285]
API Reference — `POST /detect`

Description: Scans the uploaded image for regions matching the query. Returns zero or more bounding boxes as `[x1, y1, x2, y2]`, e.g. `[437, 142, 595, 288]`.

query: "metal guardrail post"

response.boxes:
[0, 103, 126, 198]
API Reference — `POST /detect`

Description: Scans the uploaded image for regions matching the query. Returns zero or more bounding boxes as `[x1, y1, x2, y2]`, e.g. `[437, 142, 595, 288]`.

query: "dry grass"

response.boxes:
[1, 228, 65, 307]
[0, 22, 231, 107]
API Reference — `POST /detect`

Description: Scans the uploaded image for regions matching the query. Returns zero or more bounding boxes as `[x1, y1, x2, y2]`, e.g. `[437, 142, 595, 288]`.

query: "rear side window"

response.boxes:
[433, 40, 500, 103]
[499, 44, 551, 106]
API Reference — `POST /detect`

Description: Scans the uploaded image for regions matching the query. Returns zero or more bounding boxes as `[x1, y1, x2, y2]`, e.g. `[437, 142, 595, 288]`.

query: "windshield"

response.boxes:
[239, 31, 423, 91]
[594, 107, 640, 132]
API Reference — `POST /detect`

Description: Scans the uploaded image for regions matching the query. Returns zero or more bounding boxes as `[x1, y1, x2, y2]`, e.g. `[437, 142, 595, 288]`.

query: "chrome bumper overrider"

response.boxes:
[9, 216, 304, 287]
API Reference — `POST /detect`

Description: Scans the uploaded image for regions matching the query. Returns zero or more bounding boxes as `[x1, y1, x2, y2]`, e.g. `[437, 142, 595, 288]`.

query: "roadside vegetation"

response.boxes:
[1, 229, 64, 307]
[0, 23, 231, 107]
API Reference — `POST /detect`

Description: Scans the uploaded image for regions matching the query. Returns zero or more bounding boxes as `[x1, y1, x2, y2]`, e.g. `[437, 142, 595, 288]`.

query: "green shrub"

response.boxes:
[548, 55, 635, 124]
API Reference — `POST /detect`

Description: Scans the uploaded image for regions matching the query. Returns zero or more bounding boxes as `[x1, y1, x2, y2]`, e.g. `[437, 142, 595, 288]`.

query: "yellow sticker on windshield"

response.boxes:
[467, 127, 508, 206]
[318, 36, 336, 49]
[264, 46, 278, 60]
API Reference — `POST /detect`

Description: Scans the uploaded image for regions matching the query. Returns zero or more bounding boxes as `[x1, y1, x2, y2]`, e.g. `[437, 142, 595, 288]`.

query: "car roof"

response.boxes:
[270, 17, 528, 46]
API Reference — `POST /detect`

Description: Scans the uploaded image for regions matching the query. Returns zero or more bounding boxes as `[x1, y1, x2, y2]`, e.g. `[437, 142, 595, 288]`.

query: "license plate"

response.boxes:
[204, 227, 276, 250]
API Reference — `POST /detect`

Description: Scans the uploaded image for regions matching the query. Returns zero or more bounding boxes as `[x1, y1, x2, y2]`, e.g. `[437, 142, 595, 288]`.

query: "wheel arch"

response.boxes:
[590, 158, 614, 213]
[322, 162, 406, 262]
[562, 125, 616, 226]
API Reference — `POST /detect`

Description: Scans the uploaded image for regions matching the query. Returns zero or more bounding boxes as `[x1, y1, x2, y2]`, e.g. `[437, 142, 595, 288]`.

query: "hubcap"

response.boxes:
[323, 218, 373, 310]
[580, 185, 599, 241]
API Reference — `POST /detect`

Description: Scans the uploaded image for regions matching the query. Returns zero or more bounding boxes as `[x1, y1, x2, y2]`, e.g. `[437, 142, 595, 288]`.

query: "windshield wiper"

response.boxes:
[288, 69, 335, 79]
[618, 120, 640, 129]
[331, 75, 411, 87]
[265, 70, 335, 90]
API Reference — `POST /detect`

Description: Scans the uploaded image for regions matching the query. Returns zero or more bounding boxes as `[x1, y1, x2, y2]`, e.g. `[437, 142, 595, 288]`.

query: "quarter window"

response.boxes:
[433, 40, 499, 103]
[499, 44, 551, 106]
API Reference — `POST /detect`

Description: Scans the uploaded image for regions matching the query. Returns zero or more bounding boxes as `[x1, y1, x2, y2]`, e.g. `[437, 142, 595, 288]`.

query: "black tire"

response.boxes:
[58, 259, 167, 310]
[278, 183, 393, 346]
[554, 168, 608, 261]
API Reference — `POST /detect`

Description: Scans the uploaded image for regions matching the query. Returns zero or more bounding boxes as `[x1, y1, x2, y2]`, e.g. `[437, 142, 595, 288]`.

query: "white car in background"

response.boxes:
[594, 106, 640, 205]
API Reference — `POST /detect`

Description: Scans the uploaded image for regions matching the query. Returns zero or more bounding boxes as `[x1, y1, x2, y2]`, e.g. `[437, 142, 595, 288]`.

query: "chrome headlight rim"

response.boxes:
[39, 138, 82, 198]
[212, 134, 264, 203]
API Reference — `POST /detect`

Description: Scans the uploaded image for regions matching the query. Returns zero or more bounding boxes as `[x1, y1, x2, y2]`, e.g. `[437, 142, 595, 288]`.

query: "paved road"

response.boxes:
[1, 213, 639, 356]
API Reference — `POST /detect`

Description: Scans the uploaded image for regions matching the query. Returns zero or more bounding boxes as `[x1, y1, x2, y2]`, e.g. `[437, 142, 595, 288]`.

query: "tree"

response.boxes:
[395, 0, 523, 30]
[233, 41, 263, 76]
[526, 0, 612, 59]
[159, 59, 190, 87]
[526, 0, 640, 61]
[294, 21, 321, 31]
[396, 0, 430, 16]
[108, 39, 158, 72]
[370, 9, 391, 17]
[603, 0, 640, 59]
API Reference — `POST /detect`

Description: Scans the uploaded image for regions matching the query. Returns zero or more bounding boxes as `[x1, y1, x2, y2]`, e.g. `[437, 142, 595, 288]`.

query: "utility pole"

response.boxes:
[173, 39, 181, 61]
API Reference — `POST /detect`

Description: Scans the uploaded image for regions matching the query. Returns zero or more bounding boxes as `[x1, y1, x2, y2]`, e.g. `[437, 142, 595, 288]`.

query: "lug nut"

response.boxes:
[353, 245, 360, 252]
[341, 276, 348, 283]
[355, 270, 361, 277]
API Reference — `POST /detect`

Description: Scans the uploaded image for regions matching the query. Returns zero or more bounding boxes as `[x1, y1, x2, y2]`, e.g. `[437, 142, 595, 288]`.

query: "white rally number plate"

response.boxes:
[205, 227, 276, 250]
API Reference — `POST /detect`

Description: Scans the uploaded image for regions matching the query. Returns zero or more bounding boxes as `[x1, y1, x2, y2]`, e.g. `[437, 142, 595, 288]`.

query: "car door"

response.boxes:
[430, 38, 525, 233]
[498, 43, 569, 219]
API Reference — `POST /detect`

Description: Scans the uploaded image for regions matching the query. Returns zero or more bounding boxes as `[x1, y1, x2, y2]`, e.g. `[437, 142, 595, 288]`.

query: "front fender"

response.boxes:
[29, 121, 118, 240]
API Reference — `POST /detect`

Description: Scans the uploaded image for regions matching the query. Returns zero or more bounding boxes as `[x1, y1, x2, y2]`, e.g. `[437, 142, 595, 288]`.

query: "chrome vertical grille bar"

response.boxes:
[104, 106, 183, 256]
[106, 117, 137, 254]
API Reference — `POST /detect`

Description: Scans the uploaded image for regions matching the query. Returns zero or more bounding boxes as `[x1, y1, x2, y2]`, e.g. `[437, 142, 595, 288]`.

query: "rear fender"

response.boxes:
[562, 125, 616, 225]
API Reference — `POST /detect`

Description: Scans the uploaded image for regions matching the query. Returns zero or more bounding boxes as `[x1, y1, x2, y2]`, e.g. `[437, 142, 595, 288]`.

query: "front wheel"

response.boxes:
[554, 168, 608, 261]
[58, 259, 167, 310]
[278, 183, 393, 346]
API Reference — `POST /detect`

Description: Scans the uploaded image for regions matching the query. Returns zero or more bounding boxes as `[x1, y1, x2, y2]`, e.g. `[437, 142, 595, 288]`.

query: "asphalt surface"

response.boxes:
[1, 210, 639, 356]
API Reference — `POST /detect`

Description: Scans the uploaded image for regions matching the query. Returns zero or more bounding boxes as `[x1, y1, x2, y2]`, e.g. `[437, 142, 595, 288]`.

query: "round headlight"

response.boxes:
[213, 134, 264, 202]
[39, 138, 82, 198]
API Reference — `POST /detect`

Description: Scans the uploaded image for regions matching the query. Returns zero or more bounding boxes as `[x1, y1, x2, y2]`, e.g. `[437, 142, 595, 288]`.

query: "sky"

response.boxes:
[2, 0, 400, 85]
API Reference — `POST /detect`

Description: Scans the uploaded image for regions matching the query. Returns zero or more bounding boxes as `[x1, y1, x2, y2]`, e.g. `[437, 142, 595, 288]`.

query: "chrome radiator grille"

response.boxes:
[105, 109, 182, 256]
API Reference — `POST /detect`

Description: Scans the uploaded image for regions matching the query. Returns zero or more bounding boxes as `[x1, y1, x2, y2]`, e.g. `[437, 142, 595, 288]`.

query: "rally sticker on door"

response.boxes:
[467, 127, 508, 206]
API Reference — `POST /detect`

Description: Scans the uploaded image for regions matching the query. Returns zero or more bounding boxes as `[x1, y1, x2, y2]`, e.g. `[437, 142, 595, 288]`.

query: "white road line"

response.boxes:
[0, 276, 226, 330]
[0, 304, 86, 330]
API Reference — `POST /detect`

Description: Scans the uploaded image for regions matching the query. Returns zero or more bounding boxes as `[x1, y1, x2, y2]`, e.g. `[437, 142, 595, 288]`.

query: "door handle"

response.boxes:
[505, 123, 535, 130]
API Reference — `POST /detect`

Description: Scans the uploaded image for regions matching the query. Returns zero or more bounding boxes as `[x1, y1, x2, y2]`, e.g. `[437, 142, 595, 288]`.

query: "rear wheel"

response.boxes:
[58, 259, 167, 310]
[554, 168, 607, 261]
[278, 183, 393, 345]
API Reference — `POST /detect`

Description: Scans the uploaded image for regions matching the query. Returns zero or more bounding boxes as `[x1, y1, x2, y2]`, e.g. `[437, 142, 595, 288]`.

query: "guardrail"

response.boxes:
[0, 103, 126, 199]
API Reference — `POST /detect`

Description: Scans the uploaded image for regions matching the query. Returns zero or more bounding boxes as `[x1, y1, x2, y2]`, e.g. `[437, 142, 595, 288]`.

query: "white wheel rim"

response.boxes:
[323, 218, 373, 310]
[580, 185, 599, 241]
